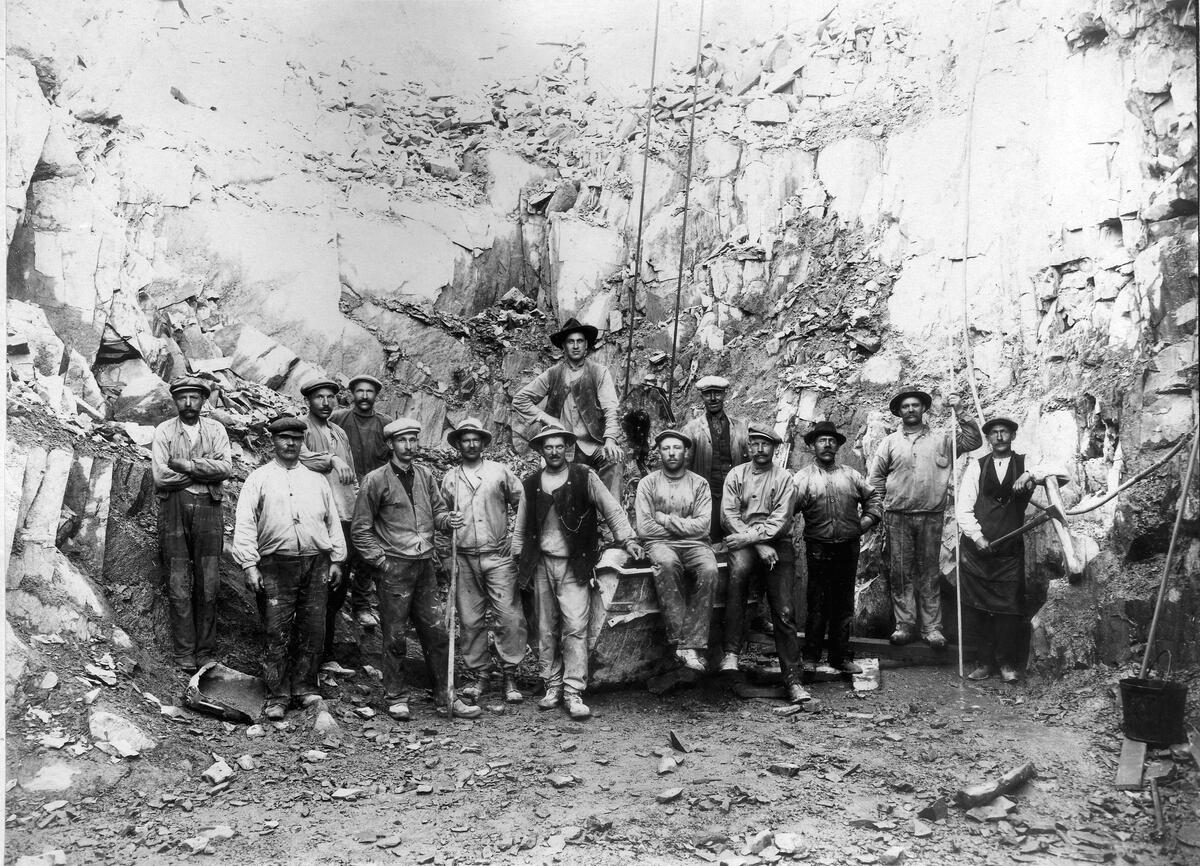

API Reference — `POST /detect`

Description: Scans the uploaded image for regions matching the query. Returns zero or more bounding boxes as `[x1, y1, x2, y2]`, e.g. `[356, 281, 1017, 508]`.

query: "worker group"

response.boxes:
[153, 317, 1041, 722]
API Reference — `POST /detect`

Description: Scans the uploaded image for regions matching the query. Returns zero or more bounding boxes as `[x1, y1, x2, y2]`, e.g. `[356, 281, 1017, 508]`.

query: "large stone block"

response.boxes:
[5, 56, 51, 242]
[7, 299, 65, 378]
[213, 323, 299, 390]
[816, 137, 881, 224]
[546, 215, 623, 321]
[97, 358, 175, 425]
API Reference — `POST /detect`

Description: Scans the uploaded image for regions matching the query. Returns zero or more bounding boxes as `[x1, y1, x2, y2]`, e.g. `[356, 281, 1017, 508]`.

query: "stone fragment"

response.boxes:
[214, 324, 299, 390]
[917, 798, 948, 821]
[201, 760, 234, 784]
[88, 710, 157, 756]
[745, 97, 791, 124]
[39, 672, 58, 690]
[656, 787, 683, 803]
[425, 155, 461, 180]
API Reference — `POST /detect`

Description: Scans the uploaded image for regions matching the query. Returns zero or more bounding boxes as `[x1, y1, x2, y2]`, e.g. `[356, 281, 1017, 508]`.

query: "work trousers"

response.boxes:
[378, 557, 449, 701]
[455, 550, 527, 673]
[257, 553, 329, 704]
[729, 539, 801, 684]
[967, 605, 1023, 669]
[802, 538, 860, 666]
[322, 522, 361, 659]
[343, 522, 375, 616]
[884, 511, 944, 637]
[646, 541, 717, 650]
[534, 554, 591, 693]
[573, 445, 621, 501]
[709, 493, 726, 542]
[159, 489, 224, 668]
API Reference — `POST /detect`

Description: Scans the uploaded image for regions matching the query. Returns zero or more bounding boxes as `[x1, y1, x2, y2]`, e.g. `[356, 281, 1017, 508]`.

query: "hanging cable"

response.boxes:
[622, 0, 663, 395]
[665, 0, 706, 404]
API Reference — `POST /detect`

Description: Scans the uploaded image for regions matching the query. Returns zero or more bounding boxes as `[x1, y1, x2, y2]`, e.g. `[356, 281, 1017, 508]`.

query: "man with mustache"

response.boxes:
[151, 376, 232, 673]
[635, 430, 718, 674]
[441, 417, 527, 704]
[682, 376, 750, 541]
[331, 373, 393, 630]
[956, 417, 1036, 683]
[721, 424, 804, 701]
[793, 421, 883, 676]
[512, 318, 625, 499]
[867, 388, 981, 649]
[232, 417, 346, 720]
[298, 377, 359, 664]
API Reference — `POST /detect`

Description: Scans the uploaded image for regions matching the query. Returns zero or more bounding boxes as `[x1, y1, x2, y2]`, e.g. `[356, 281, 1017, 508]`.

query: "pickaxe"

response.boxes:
[987, 475, 1083, 576]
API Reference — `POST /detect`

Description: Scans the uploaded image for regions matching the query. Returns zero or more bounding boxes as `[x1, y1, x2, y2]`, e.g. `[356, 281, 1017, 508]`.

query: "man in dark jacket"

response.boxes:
[682, 376, 750, 541]
[511, 425, 643, 719]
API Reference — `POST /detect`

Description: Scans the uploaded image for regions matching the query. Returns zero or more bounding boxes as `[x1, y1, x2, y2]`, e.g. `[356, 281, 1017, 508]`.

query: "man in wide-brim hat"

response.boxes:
[512, 317, 625, 499]
[867, 387, 981, 650]
[151, 376, 233, 673]
[793, 420, 883, 678]
[440, 417, 528, 705]
[682, 375, 751, 541]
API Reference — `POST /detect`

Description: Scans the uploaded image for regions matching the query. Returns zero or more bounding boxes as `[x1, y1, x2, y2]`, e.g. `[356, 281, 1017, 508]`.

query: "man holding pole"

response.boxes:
[351, 417, 481, 720]
[867, 388, 981, 649]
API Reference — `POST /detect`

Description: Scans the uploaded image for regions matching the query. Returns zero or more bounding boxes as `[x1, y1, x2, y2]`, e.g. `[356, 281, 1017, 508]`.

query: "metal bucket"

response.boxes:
[1119, 652, 1188, 746]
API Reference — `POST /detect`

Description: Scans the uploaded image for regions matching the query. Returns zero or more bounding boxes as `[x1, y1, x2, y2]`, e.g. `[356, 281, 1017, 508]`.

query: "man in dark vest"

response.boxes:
[682, 376, 751, 541]
[955, 417, 1036, 683]
[331, 373, 393, 630]
[511, 425, 643, 720]
[512, 318, 624, 499]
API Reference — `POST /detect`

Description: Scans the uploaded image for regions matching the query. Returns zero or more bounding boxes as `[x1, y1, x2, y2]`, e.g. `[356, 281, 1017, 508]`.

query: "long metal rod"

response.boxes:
[622, 0, 663, 394]
[946, 355, 964, 679]
[666, 0, 705, 403]
[1139, 427, 1199, 678]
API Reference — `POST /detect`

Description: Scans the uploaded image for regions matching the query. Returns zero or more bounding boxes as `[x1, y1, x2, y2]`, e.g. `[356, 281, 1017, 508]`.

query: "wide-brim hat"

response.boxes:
[803, 420, 846, 447]
[383, 417, 421, 439]
[747, 422, 782, 445]
[548, 317, 600, 349]
[299, 377, 340, 398]
[529, 424, 577, 449]
[268, 416, 307, 437]
[654, 428, 693, 449]
[169, 375, 211, 398]
[347, 373, 384, 392]
[982, 416, 1019, 435]
[889, 388, 932, 416]
[447, 417, 493, 447]
[695, 375, 730, 393]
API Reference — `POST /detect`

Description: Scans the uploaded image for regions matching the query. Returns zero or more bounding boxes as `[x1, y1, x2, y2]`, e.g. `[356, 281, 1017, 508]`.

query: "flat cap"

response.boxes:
[654, 428, 693, 449]
[746, 422, 782, 445]
[529, 424, 577, 449]
[347, 373, 384, 392]
[982, 416, 1019, 434]
[299, 377, 340, 397]
[268, 416, 307, 436]
[169, 375, 211, 398]
[383, 417, 421, 439]
[695, 375, 730, 392]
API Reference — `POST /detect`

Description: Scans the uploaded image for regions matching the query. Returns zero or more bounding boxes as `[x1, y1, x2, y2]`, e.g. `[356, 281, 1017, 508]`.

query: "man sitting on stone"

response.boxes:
[635, 430, 719, 674]
[352, 417, 480, 721]
[151, 375, 232, 673]
[793, 421, 883, 676]
[232, 417, 345, 720]
[512, 425, 644, 720]
[512, 318, 625, 499]
[721, 424, 806, 702]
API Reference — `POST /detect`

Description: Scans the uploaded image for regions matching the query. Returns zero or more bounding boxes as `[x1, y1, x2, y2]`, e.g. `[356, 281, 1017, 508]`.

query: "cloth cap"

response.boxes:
[529, 424, 577, 449]
[447, 417, 493, 447]
[654, 428, 693, 449]
[747, 423, 782, 445]
[169, 375, 211, 398]
[347, 373, 384, 393]
[383, 417, 421, 439]
[803, 420, 846, 447]
[889, 388, 932, 416]
[695, 375, 730, 392]
[982, 416, 1019, 435]
[548, 317, 600, 349]
[268, 416, 307, 436]
[299, 377, 340, 398]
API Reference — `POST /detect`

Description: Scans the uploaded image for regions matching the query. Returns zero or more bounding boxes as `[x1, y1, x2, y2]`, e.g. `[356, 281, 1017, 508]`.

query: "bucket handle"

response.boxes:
[1148, 649, 1173, 679]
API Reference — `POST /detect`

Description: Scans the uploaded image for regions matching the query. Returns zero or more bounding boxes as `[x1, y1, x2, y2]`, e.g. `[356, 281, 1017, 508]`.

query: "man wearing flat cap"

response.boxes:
[441, 417, 527, 704]
[867, 387, 981, 649]
[232, 417, 346, 719]
[352, 417, 480, 720]
[512, 425, 643, 720]
[682, 375, 750, 541]
[297, 377, 360, 663]
[956, 417, 1036, 683]
[793, 421, 883, 676]
[332, 373, 394, 630]
[634, 430, 718, 673]
[152, 376, 233, 672]
[721, 424, 806, 700]
[512, 317, 625, 499]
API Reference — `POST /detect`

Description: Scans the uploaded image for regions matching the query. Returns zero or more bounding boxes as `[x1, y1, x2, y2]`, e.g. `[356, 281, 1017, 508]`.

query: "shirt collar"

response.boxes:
[900, 423, 930, 438]
[390, 459, 414, 477]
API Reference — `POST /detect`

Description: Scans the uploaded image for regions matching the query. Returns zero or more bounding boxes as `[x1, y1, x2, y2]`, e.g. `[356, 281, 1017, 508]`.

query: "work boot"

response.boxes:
[563, 689, 591, 720]
[676, 648, 706, 673]
[835, 660, 863, 675]
[889, 628, 915, 646]
[263, 703, 286, 721]
[719, 652, 740, 673]
[299, 693, 323, 709]
[999, 664, 1019, 683]
[440, 698, 482, 720]
[356, 609, 379, 630]
[462, 673, 490, 701]
[387, 700, 411, 721]
[815, 662, 839, 676]
[502, 673, 524, 704]
[538, 685, 562, 711]
[320, 660, 355, 676]
[802, 659, 817, 674]
[786, 683, 812, 704]
[925, 631, 947, 651]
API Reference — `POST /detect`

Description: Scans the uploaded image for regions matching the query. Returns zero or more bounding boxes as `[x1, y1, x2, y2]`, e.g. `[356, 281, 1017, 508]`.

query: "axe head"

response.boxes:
[1042, 502, 1067, 524]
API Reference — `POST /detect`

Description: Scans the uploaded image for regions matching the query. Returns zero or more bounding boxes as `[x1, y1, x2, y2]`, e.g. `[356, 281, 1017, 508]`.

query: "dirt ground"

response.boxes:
[8, 624, 1199, 866]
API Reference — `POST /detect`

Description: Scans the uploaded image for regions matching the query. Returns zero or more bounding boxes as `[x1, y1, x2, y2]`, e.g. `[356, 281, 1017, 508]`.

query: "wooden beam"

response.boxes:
[1114, 737, 1146, 790]
[747, 631, 970, 666]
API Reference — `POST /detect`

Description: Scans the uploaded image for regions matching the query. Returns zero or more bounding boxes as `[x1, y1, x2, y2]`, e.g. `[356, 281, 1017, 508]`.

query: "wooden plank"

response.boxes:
[1114, 737, 1146, 790]
[748, 632, 969, 666]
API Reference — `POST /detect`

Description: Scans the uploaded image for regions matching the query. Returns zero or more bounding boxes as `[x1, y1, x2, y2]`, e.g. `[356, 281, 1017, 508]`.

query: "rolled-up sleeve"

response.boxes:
[596, 367, 621, 442]
[512, 370, 557, 431]
[589, 471, 633, 542]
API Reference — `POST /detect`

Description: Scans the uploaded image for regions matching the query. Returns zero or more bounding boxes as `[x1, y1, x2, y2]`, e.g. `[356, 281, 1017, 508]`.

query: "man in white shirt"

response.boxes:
[232, 417, 346, 719]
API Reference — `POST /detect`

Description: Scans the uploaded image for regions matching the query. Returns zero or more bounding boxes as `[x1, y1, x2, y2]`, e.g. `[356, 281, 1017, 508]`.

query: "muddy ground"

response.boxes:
[7, 621, 1199, 866]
